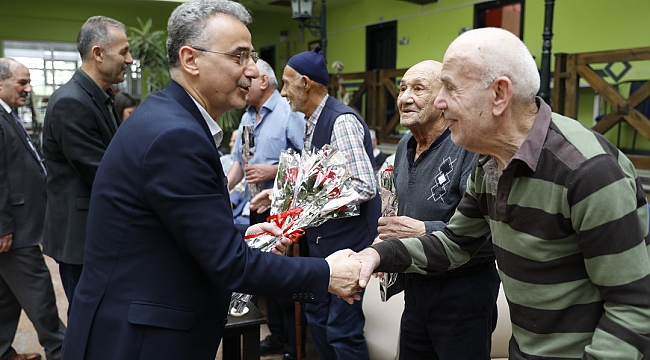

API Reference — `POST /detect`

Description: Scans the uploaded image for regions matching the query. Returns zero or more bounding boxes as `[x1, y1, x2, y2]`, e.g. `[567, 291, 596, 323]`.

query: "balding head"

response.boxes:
[0, 58, 31, 109]
[446, 27, 540, 101]
[397, 60, 444, 130]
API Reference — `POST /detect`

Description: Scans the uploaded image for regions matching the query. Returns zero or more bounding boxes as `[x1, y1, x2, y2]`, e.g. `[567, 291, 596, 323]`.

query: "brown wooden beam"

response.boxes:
[564, 54, 579, 119]
[576, 47, 650, 65]
[627, 155, 650, 170]
[623, 110, 650, 142]
[553, 53, 568, 114]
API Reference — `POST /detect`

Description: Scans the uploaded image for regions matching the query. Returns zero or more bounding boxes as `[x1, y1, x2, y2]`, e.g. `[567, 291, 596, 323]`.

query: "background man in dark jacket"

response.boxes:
[0, 58, 65, 360]
[42, 16, 133, 309]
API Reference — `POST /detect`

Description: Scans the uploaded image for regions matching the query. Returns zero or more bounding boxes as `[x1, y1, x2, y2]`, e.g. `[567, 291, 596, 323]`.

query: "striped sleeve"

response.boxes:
[372, 167, 491, 274]
[568, 153, 650, 359]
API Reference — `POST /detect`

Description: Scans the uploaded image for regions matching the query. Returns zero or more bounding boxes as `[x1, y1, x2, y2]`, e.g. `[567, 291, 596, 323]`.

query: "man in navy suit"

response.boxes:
[42, 16, 133, 310]
[62, 1, 363, 359]
[0, 58, 65, 360]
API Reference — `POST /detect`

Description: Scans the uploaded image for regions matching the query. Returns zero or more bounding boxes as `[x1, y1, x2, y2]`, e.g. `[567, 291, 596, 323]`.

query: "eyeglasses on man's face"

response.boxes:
[191, 46, 259, 66]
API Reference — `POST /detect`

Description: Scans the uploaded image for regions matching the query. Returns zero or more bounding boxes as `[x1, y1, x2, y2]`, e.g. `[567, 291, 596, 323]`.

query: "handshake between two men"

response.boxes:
[251, 221, 382, 304]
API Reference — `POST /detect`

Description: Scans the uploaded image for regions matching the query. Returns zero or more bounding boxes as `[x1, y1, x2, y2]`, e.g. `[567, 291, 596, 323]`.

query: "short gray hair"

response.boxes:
[77, 16, 126, 61]
[256, 59, 278, 88]
[167, 0, 252, 69]
[0, 58, 17, 81]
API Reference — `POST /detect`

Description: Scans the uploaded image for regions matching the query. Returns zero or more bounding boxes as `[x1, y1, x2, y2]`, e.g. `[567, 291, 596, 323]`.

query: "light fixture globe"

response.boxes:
[291, 0, 314, 19]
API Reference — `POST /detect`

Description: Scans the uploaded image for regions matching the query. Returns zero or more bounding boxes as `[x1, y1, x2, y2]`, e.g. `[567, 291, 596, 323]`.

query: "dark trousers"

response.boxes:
[305, 290, 369, 360]
[399, 262, 500, 360]
[266, 297, 306, 357]
[0, 246, 66, 360]
[252, 207, 305, 356]
[58, 262, 83, 316]
[249, 208, 270, 226]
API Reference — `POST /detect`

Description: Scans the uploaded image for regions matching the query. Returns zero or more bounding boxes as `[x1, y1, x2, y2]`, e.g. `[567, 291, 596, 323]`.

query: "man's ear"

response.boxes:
[91, 45, 104, 63]
[492, 76, 513, 117]
[302, 75, 311, 90]
[259, 74, 269, 90]
[178, 46, 200, 76]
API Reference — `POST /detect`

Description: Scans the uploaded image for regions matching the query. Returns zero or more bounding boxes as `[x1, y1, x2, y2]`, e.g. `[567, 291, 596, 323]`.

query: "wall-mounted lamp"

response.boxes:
[291, 0, 327, 60]
[291, 0, 314, 19]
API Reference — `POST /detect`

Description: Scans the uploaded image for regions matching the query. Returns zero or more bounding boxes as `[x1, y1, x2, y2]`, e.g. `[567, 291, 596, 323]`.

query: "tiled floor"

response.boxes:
[12, 255, 317, 359]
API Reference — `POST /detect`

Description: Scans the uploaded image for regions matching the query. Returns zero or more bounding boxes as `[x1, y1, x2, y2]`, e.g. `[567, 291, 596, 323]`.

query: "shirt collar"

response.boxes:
[246, 89, 281, 123]
[405, 129, 451, 164]
[78, 68, 110, 104]
[0, 98, 12, 114]
[509, 97, 551, 172]
[187, 91, 224, 147]
[306, 93, 329, 126]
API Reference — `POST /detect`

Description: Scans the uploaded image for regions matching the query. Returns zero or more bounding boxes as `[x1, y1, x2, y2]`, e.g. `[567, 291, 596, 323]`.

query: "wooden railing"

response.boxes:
[329, 68, 407, 144]
[553, 47, 650, 168]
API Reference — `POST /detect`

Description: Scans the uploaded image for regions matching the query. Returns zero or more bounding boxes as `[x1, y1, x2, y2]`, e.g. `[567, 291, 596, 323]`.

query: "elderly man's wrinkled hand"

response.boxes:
[350, 247, 381, 288]
[325, 249, 362, 304]
[377, 215, 426, 240]
[245, 163, 277, 184]
[250, 188, 272, 214]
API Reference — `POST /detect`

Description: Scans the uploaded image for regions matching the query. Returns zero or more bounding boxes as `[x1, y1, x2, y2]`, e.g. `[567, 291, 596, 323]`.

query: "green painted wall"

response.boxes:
[2, 0, 649, 145]
[326, 0, 650, 74]
[0, 0, 177, 45]
[322, 0, 650, 148]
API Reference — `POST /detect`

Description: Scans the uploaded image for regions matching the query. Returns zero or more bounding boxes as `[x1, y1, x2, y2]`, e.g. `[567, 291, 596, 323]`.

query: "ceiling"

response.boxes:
[151, 0, 362, 14]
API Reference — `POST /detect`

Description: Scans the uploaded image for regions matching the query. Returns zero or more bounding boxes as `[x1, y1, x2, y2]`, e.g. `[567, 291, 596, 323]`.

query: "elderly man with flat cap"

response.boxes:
[279, 47, 380, 360]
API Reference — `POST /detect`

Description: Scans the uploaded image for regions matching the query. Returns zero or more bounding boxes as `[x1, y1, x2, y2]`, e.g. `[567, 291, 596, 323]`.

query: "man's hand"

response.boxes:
[377, 216, 426, 240]
[245, 221, 282, 237]
[0, 234, 13, 253]
[250, 188, 272, 214]
[245, 221, 291, 255]
[245, 163, 278, 184]
[326, 249, 362, 304]
[351, 247, 381, 288]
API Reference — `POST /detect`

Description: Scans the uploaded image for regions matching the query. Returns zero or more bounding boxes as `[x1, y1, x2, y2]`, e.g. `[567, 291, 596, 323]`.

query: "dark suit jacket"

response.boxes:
[0, 106, 47, 248]
[41, 70, 118, 264]
[62, 81, 330, 360]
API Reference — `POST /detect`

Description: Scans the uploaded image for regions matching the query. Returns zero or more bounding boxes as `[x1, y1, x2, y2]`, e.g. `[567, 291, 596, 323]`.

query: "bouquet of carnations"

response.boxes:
[377, 166, 399, 302]
[230, 145, 361, 313]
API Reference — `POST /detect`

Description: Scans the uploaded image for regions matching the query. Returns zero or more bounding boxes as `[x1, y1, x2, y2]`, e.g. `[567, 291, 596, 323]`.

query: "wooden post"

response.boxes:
[553, 53, 567, 114]
[539, 0, 555, 104]
[564, 53, 580, 120]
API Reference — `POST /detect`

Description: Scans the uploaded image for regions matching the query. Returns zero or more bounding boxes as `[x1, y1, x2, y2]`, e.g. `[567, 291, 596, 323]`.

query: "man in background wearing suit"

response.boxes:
[0, 58, 65, 360]
[62, 1, 362, 359]
[42, 16, 133, 309]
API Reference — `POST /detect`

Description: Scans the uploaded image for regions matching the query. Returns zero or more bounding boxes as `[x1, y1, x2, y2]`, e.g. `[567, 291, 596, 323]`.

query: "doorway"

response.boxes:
[366, 21, 396, 71]
[474, 0, 525, 39]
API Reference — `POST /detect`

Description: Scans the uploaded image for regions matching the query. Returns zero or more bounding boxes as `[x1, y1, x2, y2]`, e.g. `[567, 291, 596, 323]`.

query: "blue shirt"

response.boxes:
[232, 90, 305, 192]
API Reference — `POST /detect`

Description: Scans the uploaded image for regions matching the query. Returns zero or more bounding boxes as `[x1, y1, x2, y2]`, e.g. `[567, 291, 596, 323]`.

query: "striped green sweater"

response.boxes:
[372, 100, 650, 359]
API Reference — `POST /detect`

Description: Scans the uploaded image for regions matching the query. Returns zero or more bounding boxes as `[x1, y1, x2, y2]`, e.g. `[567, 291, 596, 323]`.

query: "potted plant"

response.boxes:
[127, 18, 170, 94]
